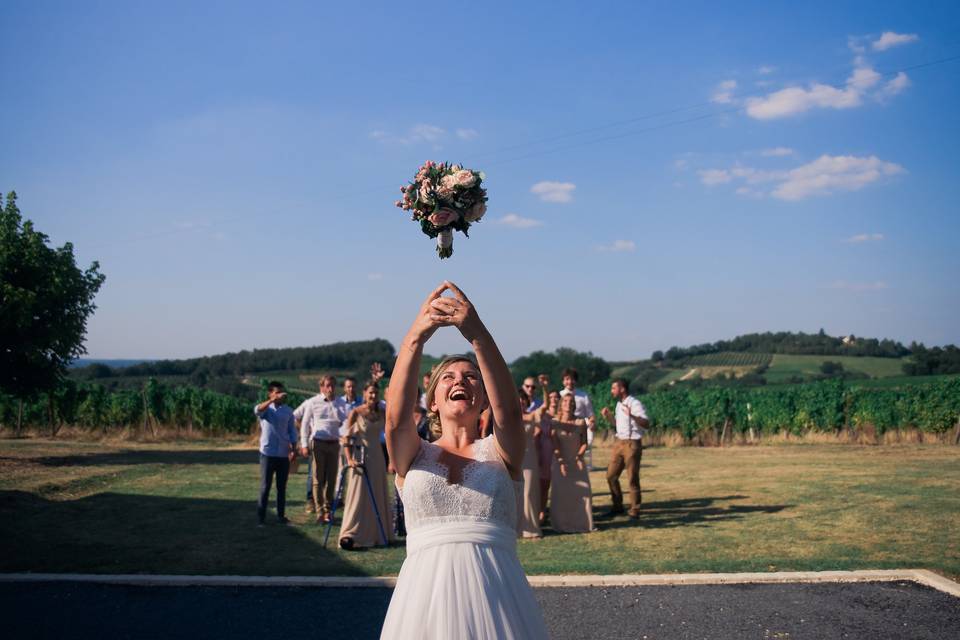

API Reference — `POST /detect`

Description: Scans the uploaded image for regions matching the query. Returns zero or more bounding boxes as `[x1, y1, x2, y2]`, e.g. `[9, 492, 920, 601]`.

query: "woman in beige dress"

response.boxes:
[548, 393, 594, 533]
[517, 386, 544, 539]
[339, 381, 393, 549]
[538, 389, 560, 524]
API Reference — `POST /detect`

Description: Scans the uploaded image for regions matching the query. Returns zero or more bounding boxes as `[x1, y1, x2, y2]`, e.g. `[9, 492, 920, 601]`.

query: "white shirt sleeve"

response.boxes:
[630, 397, 647, 420]
[293, 399, 308, 422]
[299, 401, 314, 448]
[581, 393, 595, 418]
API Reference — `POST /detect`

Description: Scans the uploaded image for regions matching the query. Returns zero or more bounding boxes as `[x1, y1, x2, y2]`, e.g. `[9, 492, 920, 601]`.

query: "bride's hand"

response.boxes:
[429, 281, 484, 342]
[410, 282, 451, 342]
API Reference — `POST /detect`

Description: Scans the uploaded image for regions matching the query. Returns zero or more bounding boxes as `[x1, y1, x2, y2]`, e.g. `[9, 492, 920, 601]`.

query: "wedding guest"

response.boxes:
[518, 386, 543, 539]
[418, 373, 431, 409]
[559, 367, 596, 468]
[549, 393, 594, 533]
[538, 389, 561, 524]
[381, 281, 549, 639]
[296, 375, 349, 523]
[599, 378, 649, 519]
[338, 381, 393, 549]
[521, 376, 543, 411]
[254, 382, 298, 526]
[341, 376, 363, 411]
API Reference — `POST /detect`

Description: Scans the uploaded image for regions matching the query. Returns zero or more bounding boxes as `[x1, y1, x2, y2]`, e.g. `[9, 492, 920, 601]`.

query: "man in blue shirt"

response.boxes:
[254, 381, 299, 526]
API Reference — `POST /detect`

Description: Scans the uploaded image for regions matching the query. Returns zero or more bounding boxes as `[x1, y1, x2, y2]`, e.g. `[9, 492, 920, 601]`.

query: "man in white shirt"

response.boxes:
[296, 375, 349, 523]
[600, 378, 649, 519]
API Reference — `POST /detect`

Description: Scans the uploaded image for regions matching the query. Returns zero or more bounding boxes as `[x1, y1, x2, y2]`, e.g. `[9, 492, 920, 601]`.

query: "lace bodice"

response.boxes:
[398, 435, 518, 532]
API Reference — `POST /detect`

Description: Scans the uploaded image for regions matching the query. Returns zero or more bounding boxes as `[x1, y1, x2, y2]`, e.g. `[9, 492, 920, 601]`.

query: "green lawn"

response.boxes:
[766, 354, 909, 382]
[1, 438, 957, 579]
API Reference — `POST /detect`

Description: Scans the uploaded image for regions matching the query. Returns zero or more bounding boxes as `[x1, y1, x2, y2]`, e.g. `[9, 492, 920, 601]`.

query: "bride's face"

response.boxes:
[431, 361, 487, 423]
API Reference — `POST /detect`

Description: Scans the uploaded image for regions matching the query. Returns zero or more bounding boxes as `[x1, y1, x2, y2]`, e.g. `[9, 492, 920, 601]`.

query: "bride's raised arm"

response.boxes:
[386, 283, 449, 477]
[430, 281, 524, 477]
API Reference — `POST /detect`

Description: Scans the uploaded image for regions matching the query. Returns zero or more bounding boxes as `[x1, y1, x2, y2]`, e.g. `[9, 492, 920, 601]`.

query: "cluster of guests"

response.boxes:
[253, 363, 650, 543]
[253, 366, 393, 551]
[511, 368, 649, 537]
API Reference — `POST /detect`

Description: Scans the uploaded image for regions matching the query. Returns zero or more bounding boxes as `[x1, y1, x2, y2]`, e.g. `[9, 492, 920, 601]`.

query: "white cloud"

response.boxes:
[757, 65, 777, 75]
[745, 55, 905, 120]
[879, 72, 911, 99]
[844, 233, 884, 244]
[828, 280, 888, 292]
[495, 213, 543, 229]
[774, 155, 904, 200]
[369, 123, 471, 145]
[698, 169, 733, 185]
[711, 80, 737, 104]
[761, 147, 795, 157]
[699, 154, 904, 201]
[530, 181, 576, 203]
[367, 273, 384, 281]
[596, 239, 636, 253]
[873, 31, 919, 51]
[409, 123, 445, 143]
[848, 36, 867, 55]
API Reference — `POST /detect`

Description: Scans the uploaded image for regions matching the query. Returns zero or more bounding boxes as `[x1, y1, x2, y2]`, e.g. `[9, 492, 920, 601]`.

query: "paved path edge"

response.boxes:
[1, 570, 958, 597]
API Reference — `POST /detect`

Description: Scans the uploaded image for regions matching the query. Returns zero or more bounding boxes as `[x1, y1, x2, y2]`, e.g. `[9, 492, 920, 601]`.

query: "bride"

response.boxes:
[380, 281, 550, 639]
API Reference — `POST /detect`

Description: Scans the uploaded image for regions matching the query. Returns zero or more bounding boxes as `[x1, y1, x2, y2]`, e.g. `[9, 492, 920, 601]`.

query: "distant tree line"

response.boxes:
[72, 339, 396, 383]
[903, 344, 960, 376]
[652, 330, 911, 362]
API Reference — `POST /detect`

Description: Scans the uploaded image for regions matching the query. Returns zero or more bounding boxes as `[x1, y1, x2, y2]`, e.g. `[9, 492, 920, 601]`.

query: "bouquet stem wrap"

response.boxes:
[436, 229, 454, 258]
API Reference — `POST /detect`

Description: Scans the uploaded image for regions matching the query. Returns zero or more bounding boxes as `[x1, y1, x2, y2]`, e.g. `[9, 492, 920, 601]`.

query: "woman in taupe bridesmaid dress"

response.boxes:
[548, 393, 594, 533]
[339, 381, 393, 549]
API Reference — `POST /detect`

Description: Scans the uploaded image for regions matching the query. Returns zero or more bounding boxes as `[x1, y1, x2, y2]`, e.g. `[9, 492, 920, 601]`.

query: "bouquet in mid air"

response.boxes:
[395, 161, 487, 259]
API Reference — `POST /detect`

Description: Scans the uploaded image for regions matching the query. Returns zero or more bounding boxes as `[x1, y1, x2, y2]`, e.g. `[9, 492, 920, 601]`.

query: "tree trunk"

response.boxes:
[720, 418, 730, 447]
[16, 399, 23, 438]
[953, 419, 960, 446]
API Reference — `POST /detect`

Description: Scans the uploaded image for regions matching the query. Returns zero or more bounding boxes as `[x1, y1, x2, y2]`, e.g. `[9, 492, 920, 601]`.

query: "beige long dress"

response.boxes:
[340, 412, 393, 547]
[549, 420, 594, 533]
[517, 421, 542, 538]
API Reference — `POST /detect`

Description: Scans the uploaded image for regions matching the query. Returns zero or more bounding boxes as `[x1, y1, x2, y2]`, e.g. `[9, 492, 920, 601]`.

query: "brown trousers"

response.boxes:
[606, 438, 642, 515]
[310, 439, 340, 516]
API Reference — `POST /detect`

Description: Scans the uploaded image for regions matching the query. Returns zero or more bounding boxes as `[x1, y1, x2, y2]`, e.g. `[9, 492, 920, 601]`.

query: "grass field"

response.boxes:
[2, 438, 957, 580]
[765, 354, 909, 383]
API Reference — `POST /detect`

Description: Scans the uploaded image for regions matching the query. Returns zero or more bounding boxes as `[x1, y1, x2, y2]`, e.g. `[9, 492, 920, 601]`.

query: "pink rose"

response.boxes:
[453, 170, 476, 188]
[464, 201, 486, 222]
[429, 208, 458, 227]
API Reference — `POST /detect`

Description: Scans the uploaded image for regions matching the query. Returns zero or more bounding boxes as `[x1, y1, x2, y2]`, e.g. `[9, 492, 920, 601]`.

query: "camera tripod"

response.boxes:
[322, 438, 389, 548]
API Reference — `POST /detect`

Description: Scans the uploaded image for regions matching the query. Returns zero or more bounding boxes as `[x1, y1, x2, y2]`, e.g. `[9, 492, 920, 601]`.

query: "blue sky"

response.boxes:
[2, 1, 958, 361]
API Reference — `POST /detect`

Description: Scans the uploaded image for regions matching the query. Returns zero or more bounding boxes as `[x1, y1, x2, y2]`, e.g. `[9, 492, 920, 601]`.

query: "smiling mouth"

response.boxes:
[449, 388, 469, 402]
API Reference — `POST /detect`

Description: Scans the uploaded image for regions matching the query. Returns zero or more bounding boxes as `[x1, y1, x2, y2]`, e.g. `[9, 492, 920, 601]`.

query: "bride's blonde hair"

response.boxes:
[424, 355, 485, 436]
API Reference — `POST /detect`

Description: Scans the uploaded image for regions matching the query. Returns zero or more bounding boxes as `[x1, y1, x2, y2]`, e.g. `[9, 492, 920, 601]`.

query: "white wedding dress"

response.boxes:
[380, 435, 550, 639]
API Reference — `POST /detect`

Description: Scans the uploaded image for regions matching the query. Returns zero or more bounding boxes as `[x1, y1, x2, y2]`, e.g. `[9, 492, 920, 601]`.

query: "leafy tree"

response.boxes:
[0, 192, 105, 433]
